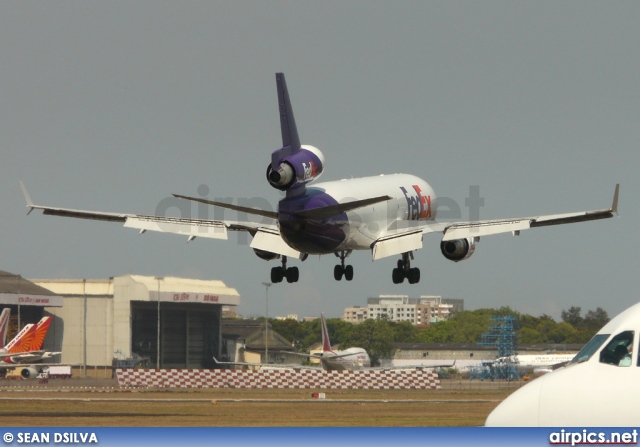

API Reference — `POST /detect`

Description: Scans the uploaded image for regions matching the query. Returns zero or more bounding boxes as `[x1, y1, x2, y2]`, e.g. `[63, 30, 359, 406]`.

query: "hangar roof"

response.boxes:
[32, 275, 240, 306]
[0, 270, 59, 295]
[0, 270, 62, 307]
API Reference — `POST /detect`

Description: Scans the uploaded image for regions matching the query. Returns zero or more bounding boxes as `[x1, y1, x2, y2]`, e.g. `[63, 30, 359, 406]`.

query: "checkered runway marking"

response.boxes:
[115, 368, 441, 390]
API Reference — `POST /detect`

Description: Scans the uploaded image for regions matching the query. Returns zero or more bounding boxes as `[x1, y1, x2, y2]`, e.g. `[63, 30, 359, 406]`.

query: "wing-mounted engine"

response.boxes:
[253, 248, 281, 261]
[267, 145, 325, 191]
[440, 238, 476, 262]
[20, 367, 39, 379]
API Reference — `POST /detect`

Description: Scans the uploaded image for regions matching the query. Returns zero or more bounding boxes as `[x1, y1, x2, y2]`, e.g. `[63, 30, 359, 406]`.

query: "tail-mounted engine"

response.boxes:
[440, 238, 476, 262]
[267, 145, 325, 191]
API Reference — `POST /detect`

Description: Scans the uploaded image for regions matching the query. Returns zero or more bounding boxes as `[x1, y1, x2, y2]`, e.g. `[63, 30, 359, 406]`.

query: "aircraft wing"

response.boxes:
[3, 350, 61, 364]
[212, 357, 321, 370]
[372, 184, 619, 260]
[369, 360, 456, 371]
[0, 361, 75, 370]
[20, 182, 304, 259]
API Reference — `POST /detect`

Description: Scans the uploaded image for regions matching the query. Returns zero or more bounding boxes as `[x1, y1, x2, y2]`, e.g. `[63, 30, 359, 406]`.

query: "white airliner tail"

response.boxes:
[0, 309, 10, 348]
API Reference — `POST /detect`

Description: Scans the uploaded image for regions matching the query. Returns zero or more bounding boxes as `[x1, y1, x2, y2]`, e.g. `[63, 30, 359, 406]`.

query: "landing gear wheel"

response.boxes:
[392, 252, 421, 284]
[407, 267, 420, 284]
[334, 250, 353, 282]
[334, 265, 344, 281]
[271, 266, 284, 283]
[344, 265, 354, 281]
[286, 266, 299, 283]
[271, 256, 300, 283]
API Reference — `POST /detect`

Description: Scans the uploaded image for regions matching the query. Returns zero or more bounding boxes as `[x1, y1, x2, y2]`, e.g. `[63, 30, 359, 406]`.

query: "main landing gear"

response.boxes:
[392, 252, 420, 284]
[334, 250, 354, 281]
[271, 256, 299, 283]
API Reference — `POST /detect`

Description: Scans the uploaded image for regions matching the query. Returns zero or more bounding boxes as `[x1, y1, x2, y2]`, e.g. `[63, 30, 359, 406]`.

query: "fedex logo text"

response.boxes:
[400, 185, 432, 220]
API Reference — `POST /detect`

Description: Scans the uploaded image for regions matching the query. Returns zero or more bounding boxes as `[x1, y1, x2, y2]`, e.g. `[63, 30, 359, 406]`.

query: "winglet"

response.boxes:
[611, 183, 620, 215]
[19, 181, 35, 215]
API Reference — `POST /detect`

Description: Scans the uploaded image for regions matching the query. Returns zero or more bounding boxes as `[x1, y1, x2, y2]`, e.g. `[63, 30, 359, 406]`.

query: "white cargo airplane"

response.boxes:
[21, 73, 619, 284]
[486, 301, 640, 427]
[496, 353, 576, 375]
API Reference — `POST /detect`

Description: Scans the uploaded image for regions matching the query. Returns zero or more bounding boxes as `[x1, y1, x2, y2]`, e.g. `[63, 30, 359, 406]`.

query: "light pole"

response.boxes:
[155, 276, 164, 369]
[262, 282, 272, 364]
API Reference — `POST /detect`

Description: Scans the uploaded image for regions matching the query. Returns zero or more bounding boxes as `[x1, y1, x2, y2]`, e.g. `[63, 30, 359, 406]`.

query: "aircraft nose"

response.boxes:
[485, 378, 543, 426]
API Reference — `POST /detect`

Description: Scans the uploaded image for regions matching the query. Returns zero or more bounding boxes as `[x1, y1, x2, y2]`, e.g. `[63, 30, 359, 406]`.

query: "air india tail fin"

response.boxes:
[321, 313, 334, 353]
[29, 316, 52, 351]
[0, 309, 10, 348]
[5, 323, 36, 354]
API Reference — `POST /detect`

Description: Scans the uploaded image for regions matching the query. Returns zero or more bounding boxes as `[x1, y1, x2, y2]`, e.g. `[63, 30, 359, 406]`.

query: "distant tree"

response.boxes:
[390, 320, 418, 342]
[561, 306, 583, 328]
[584, 307, 610, 332]
[518, 327, 546, 344]
[269, 318, 306, 349]
[547, 322, 578, 344]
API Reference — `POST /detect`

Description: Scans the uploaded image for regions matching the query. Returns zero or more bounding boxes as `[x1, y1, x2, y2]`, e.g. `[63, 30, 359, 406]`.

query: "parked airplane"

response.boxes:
[2, 316, 57, 364]
[495, 353, 575, 375]
[21, 73, 619, 284]
[0, 309, 10, 348]
[216, 313, 453, 371]
[0, 316, 60, 378]
[213, 314, 369, 371]
[486, 301, 640, 426]
[305, 313, 371, 370]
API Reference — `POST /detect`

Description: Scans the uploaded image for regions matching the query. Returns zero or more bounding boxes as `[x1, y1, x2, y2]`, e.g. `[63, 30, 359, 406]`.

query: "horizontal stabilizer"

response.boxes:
[172, 194, 278, 220]
[295, 195, 392, 220]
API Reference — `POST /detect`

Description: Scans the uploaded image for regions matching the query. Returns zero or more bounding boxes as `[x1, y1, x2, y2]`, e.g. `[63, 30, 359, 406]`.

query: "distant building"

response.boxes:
[220, 319, 302, 366]
[275, 314, 299, 321]
[32, 275, 240, 369]
[342, 295, 464, 325]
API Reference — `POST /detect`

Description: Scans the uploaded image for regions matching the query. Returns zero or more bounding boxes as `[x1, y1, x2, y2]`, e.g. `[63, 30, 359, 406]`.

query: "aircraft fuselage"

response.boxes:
[278, 173, 437, 255]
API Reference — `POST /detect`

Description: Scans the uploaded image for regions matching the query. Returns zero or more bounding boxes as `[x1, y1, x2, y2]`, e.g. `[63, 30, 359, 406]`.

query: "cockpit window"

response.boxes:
[599, 331, 634, 367]
[570, 334, 609, 365]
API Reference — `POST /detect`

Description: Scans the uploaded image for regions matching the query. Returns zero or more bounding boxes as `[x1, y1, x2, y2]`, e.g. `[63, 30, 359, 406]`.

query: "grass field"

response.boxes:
[0, 380, 520, 427]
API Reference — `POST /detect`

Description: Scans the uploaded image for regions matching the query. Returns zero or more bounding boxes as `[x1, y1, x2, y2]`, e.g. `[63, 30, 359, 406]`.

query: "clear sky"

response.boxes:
[1, 2, 637, 321]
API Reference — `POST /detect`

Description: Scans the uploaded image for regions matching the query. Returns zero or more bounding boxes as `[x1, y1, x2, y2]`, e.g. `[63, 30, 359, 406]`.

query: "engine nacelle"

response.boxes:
[20, 367, 39, 379]
[267, 145, 325, 191]
[440, 238, 476, 262]
[253, 248, 280, 261]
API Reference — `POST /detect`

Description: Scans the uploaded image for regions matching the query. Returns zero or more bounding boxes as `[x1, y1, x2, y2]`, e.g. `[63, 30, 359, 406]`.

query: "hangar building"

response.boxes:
[33, 275, 240, 369]
[0, 271, 63, 341]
